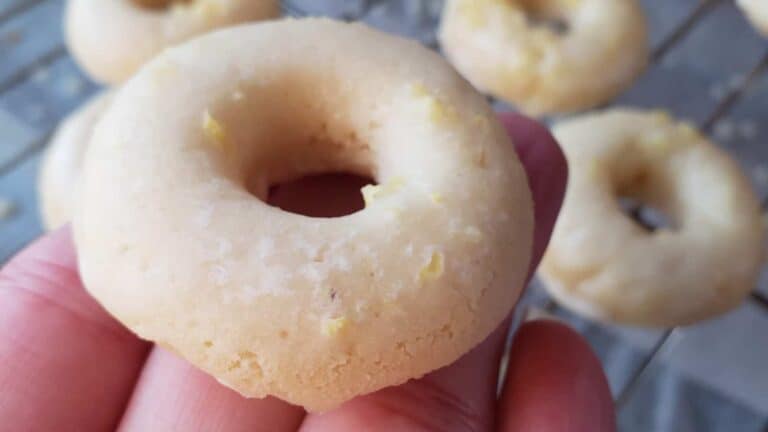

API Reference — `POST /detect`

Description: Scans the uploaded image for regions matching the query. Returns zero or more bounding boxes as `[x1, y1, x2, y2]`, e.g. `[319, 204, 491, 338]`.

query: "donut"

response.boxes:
[438, 0, 649, 116]
[66, 0, 280, 84]
[74, 18, 534, 411]
[540, 108, 765, 327]
[38, 91, 114, 230]
[738, 0, 768, 36]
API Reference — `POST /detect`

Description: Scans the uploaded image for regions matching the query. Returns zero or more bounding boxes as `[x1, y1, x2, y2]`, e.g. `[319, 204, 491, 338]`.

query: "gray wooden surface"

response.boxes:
[0, 1, 766, 430]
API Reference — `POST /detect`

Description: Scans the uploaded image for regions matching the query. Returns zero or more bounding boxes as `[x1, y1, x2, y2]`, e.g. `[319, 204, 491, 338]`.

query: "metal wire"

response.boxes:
[650, 0, 724, 64]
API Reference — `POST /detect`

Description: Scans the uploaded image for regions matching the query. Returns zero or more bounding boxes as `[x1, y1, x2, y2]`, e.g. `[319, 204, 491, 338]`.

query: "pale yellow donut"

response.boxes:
[38, 91, 114, 230]
[541, 109, 765, 328]
[439, 0, 648, 116]
[65, 0, 280, 84]
[738, 0, 768, 36]
[74, 19, 534, 411]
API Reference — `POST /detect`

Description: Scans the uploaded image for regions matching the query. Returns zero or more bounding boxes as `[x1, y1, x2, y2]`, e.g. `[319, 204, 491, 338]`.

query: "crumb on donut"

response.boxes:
[420, 251, 445, 281]
[409, 83, 455, 124]
[361, 177, 406, 207]
[322, 317, 348, 336]
[202, 110, 229, 152]
[639, 121, 699, 156]
[457, 0, 486, 28]
[650, 109, 672, 123]
[430, 193, 445, 204]
[173, 1, 224, 21]
[639, 131, 672, 153]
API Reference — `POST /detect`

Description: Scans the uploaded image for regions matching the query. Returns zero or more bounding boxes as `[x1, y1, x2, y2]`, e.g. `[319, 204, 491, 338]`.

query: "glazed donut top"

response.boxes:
[66, 0, 280, 83]
[439, 0, 648, 115]
[541, 109, 765, 327]
[74, 18, 534, 410]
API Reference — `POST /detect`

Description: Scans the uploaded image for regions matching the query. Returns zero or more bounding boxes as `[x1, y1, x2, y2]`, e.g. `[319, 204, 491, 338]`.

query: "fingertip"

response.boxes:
[496, 112, 568, 272]
[497, 112, 567, 176]
[0, 225, 121, 334]
[0, 228, 149, 430]
[2, 225, 76, 271]
[120, 348, 304, 432]
[498, 320, 616, 432]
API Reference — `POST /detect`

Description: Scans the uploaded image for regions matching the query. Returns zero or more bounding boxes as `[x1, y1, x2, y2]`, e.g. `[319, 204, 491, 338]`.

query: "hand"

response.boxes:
[0, 113, 615, 432]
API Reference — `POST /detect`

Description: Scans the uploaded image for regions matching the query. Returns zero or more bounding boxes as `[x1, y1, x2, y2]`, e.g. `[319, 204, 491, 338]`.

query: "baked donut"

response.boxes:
[66, 0, 280, 84]
[438, 0, 648, 116]
[38, 91, 113, 230]
[541, 109, 765, 327]
[738, 0, 768, 36]
[74, 18, 534, 411]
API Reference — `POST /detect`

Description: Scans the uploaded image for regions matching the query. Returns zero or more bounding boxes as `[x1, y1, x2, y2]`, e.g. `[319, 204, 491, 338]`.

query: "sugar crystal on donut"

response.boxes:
[409, 83, 456, 124]
[419, 252, 446, 282]
[321, 317, 348, 337]
[202, 110, 229, 152]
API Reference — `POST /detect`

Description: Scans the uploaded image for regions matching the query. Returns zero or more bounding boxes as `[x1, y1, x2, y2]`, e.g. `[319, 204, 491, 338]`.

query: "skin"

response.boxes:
[0, 113, 615, 432]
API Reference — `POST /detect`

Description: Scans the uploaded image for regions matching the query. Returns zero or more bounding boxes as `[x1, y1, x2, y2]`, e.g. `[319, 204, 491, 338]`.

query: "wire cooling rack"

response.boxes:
[0, 1, 766, 430]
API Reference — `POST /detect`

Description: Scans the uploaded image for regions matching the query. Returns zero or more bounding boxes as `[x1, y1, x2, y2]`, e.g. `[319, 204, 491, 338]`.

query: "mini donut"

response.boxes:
[66, 0, 280, 84]
[738, 0, 768, 36]
[438, 0, 649, 116]
[74, 19, 534, 411]
[38, 91, 114, 230]
[540, 108, 765, 327]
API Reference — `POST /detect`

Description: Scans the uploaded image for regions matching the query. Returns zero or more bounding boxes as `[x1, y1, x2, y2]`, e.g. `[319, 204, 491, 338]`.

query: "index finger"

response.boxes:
[298, 112, 568, 432]
[0, 228, 150, 431]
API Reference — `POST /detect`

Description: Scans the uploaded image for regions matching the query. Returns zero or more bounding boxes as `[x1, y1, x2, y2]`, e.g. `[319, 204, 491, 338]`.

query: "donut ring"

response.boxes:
[438, 0, 648, 116]
[38, 91, 113, 230]
[74, 19, 534, 411]
[738, 0, 768, 36]
[540, 109, 765, 327]
[66, 0, 280, 83]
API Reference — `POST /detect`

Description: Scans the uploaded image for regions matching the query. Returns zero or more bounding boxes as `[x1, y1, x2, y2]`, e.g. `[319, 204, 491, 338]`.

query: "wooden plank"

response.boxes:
[617, 1, 766, 124]
[0, 56, 98, 131]
[639, 0, 710, 48]
[0, 0, 64, 86]
[0, 107, 37, 168]
[287, 0, 374, 19]
[0, 151, 42, 262]
[0, 0, 41, 21]
[618, 358, 766, 432]
[657, 302, 768, 415]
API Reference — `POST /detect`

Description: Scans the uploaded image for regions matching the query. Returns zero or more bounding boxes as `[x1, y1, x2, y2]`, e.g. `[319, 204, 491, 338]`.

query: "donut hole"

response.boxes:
[519, 0, 571, 35]
[619, 197, 675, 232]
[132, 0, 192, 11]
[267, 173, 375, 218]
[205, 76, 383, 219]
